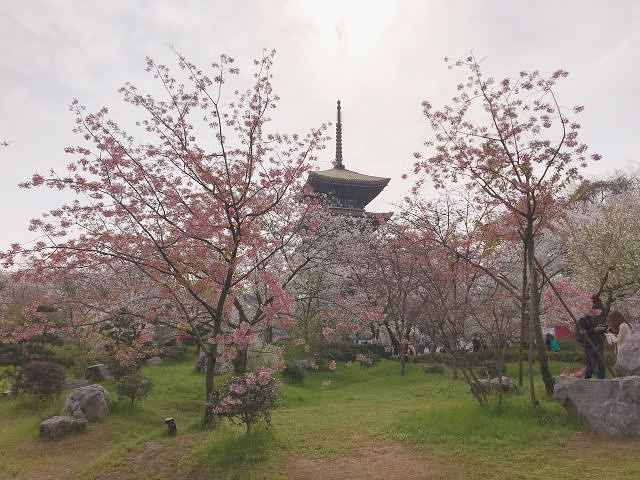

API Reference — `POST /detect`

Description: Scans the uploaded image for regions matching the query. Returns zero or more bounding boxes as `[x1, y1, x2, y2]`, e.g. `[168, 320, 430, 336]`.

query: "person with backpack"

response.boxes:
[577, 295, 607, 379]
[545, 333, 560, 352]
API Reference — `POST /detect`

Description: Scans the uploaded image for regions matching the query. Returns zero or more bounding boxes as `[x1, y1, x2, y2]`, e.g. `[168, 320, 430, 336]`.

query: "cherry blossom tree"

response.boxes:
[0, 50, 328, 425]
[343, 224, 424, 375]
[409, 56, 601, 395]
[564, 177, 640, 311]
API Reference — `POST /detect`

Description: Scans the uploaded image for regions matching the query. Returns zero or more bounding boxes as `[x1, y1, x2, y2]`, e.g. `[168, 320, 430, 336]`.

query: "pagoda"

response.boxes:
[307, 101, 391, 220]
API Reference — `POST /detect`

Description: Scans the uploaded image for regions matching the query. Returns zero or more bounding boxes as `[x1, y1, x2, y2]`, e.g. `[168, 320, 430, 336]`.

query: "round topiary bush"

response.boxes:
[211, 369, 279, 433]
[12, 360, 66, 400]
[282, 362, 306, 383]
[116, 373, 154, 406]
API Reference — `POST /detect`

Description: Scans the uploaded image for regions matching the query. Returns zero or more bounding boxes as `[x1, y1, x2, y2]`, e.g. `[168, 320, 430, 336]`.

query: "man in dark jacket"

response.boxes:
[578, 296, 607, 379]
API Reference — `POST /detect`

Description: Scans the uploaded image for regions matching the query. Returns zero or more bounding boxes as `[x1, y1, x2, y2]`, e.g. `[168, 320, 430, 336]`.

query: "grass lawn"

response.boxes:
[1, 353, 639, 480]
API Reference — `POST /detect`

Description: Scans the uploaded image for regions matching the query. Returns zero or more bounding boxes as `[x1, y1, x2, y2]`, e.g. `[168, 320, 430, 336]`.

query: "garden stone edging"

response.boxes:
[553, 375, 640, 436]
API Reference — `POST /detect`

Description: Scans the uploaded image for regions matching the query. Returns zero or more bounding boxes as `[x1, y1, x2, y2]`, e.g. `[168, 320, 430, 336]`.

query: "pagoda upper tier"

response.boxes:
[306, 100, 391, 213]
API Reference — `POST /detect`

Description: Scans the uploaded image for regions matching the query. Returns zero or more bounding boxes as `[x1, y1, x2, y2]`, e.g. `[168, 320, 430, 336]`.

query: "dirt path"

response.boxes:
[91, 434, 202, 480]
[283, 442, 454, 480]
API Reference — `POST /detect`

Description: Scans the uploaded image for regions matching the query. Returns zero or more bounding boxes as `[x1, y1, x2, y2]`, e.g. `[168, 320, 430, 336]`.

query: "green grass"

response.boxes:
[1, 352, 639, 479]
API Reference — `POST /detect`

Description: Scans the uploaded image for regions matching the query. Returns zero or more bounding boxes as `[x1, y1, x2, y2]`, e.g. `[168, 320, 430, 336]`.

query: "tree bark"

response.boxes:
[233, 347, 248, 375]
[518, 249, 528, 388]
[526, 231, 554, 395]
[203, 345, 217, 427]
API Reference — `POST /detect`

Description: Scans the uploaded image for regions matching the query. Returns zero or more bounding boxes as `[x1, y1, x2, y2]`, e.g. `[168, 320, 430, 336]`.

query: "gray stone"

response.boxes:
[474, 376, 519, 394]
[145, 356, 163, 366]
[162, 345, 185, 360]
[39, 415, 86, 440]
[65, 378, 90, 389]
[615, 326, 640, 376]
[153, 326, 177, 347]
[65, 384, 109, 420]
[423, 364, 444, 374]
[85, 363, 114, 382]
[554, 375, 640, 436]
[290, 359, 315, 371]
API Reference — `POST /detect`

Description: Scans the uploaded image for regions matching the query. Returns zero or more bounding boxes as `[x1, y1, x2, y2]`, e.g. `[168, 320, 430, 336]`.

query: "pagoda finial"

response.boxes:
[335, 99, 344, 169]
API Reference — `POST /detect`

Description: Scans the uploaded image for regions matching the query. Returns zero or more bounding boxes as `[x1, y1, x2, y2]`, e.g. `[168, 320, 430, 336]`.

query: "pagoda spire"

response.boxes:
[335, 99, 345, 170]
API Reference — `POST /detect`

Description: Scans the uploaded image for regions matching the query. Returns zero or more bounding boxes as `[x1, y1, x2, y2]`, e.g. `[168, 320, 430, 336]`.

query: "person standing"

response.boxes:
[578, 295, 607, 379]
[471, 334, 481, 353]
[546, 333, 560, 352]
[606, 311, 632, 362]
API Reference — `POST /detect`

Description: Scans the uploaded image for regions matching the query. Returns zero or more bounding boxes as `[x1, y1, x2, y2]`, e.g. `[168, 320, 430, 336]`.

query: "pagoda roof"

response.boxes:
[308, 167, 390, 188]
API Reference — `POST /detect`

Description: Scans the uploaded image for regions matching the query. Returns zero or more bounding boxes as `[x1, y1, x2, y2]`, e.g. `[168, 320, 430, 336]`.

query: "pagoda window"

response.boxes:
[346, 199, 355, 209]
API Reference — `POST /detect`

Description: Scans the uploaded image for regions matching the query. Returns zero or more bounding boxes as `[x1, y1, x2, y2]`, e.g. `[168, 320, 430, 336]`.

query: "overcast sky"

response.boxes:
[1, 0, 639, 250]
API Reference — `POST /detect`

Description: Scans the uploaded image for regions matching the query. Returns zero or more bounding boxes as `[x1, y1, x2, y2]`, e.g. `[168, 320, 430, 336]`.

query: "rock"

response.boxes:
[423, 364, 444, 374]
[554, 376, 640, 436]
[85, 363, 114, 382]
[615, 326, 640, 376]
[145, 356, 163, 366]
[473, 376, 519, 394]
[65, 384, 109, 420]
[290, 359, 315, 371]
[162, 345, 185, 360]
[39, 416, 86, 440]
[153, 325, 177, 347]
[65, 378, 90, 389]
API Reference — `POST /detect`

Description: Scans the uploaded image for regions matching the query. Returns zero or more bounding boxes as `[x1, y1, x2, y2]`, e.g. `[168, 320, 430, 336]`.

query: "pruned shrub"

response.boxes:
[211, 369, 279, 433]
[355, 353, 379, 367]
[116, 373, 154, 406]
[474, 360, 507, 378]
[282, 362, 306, 384]
[325, 342, 391, 362]
[12, 360, 66, 400]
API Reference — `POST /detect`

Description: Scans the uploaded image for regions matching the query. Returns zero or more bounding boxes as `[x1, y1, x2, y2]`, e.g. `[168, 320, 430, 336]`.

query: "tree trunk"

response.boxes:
[518, 250, 528, 388]
[527, 312, 538, 408]
[399, 343, 407, 375]
[203, 345, 217, 427]
[450, 353, 458, 380]
[526, 234, 554, 395]
[233, 347, 248, 375]
[497, 331, 505, 410]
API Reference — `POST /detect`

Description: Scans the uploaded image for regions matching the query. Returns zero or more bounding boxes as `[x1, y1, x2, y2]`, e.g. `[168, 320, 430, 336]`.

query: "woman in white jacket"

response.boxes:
[606, 311, 632, 360]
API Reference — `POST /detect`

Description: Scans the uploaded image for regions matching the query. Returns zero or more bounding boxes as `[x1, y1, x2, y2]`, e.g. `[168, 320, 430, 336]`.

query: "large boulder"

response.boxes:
[40, 415, 86, 440]
[65, 384, 109, 420]
[554, 376, 640, 436]
[615, 326, 640, 376]
[85, 363, 114, 382]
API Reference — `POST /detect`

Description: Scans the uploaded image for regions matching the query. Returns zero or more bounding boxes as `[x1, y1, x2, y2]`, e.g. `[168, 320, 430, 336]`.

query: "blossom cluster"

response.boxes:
[211, 367, 280, 432]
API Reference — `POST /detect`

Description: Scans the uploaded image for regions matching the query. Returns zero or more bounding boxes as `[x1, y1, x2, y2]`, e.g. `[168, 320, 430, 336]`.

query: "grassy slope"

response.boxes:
[1, 354, 639, 480]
